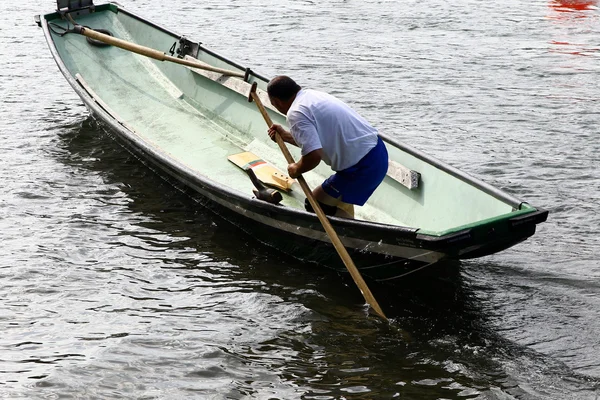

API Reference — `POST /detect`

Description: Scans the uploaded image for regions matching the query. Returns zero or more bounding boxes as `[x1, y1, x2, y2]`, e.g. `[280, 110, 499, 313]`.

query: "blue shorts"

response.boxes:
[322, 137, 388, 206]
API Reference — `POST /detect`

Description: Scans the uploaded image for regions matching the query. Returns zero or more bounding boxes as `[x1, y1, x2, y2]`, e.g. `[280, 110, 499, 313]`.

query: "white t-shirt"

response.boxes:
[286, 89, 379, 171]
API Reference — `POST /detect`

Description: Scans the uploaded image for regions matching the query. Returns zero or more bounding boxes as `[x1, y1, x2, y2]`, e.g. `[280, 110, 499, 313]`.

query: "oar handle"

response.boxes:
[248, 83, 387, 321]
[74, 26, 246, 78]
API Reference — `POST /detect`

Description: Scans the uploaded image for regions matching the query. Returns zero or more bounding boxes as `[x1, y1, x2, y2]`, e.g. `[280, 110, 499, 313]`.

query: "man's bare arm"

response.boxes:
[288, 149, 323, 178]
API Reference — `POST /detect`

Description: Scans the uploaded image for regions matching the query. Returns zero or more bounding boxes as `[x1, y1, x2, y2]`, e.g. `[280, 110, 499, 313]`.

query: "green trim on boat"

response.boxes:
[418, 206, 538, 237]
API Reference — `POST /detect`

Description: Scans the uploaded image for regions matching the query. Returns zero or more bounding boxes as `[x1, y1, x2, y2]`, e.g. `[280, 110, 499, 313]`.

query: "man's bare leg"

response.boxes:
[312, 185, 355, 219]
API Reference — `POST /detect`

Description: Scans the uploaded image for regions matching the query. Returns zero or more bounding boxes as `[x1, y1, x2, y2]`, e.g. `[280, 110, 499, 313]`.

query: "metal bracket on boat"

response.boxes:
[56, 0, 95, 18]
[244, 68, 253, 83]
[387, 160, 420, 190]
[171, 36, 200, 59]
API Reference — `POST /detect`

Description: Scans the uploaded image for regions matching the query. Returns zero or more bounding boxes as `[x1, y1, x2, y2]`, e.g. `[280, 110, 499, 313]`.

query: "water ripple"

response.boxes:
[1, 1, 600, 399]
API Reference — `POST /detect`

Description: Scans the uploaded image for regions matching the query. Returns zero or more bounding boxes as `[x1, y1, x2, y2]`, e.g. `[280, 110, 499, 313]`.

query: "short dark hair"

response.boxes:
[267, 76, 301, 101]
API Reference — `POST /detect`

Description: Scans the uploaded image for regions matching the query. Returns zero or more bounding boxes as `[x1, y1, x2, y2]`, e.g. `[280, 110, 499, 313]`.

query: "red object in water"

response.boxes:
[550, 0, 597, 11]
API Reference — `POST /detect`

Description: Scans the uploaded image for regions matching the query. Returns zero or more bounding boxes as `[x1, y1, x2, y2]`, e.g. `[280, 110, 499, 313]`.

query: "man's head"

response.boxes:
[267, 76, 301, 115]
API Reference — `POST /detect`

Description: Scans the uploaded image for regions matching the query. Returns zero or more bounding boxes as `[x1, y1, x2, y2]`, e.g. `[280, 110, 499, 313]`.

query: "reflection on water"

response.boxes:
[7, 119, 589, 399]
[547, 0, 599, 57]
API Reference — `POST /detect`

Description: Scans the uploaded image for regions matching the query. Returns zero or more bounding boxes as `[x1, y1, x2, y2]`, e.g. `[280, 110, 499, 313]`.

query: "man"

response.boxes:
[266, 75, 388, 218]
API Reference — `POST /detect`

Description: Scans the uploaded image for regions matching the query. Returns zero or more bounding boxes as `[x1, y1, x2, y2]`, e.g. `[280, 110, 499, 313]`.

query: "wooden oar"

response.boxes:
[247, 83, 388, 321]
[72, 25, 246, 78]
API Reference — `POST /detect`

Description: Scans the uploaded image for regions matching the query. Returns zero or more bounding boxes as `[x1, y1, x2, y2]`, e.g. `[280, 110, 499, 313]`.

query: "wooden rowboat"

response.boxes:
[36, 1, 548, 282]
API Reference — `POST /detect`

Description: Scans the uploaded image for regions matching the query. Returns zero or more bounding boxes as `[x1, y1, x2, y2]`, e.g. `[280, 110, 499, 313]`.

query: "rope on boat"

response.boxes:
[376, 260, 439, 282]
[358, 250, 442, 282]
[48, 13, 78, 36]
[84, 28, 113, 47]
[48, 21, 73, 36]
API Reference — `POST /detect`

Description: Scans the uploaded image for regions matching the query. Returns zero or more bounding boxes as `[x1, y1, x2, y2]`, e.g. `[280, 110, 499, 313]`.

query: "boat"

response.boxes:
[36, 1, 548, 282]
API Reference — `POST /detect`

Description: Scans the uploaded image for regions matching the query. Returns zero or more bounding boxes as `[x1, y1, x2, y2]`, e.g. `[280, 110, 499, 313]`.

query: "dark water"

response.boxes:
[1, 0, 599, 398]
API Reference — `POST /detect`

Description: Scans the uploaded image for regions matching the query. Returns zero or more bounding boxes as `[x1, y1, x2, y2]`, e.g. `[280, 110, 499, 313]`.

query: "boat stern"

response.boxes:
[416, 203, 549, 259]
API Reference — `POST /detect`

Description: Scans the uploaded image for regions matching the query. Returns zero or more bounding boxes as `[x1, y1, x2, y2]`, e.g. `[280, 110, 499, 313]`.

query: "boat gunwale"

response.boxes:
[40, 5, 545, 255]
